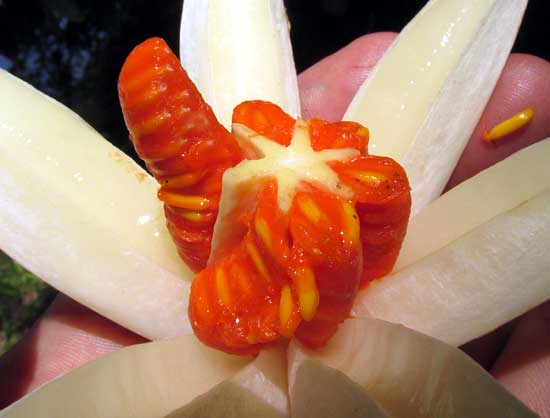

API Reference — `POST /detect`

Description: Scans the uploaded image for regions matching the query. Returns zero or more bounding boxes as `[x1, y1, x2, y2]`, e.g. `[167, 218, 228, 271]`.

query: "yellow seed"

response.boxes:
[294, 267, 319, 321]
[133, 111, 171, 137]
[236, 271, 252, 295]
[230, 262, 252, 295]
[160, 172, 204, 189]
[347, 170, 387, 185]
[483, 107, 535, 141]
[341, 201, 360, 245]
[356, 126, 370, 137]
[279, 285, 294, 333]
[254, 216, 272, 251]
[298, 196, 322, 223]
[254, 111, 269, 127]
[215, 267, 231, 306]
[246, 242, 270, 281]
[125, 85, 164, 110]
[124, 64, 172, 92]
[247, 334, 257, 345]
[178, 211, 210, 223]
[158, 190, 211, 210]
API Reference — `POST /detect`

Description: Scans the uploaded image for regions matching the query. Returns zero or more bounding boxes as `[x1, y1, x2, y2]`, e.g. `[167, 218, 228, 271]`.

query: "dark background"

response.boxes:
[0, 0, 548, 158]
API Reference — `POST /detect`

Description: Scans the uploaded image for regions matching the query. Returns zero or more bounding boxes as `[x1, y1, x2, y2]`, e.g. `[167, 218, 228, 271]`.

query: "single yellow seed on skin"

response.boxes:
[483, 107, 535, 141]
[215, 267, 231, 306]
[245, 242, 270, 281]
[347, 170, 387, 185]
[342, 201, 360, 245]
[254, 216, 272, 251]
[294, 267, 319, 321]
[298, 196, 322, 223]
[279, 284, 294, 335]
[247, 334, 257, 345]
[160, 172, 204, 189]
[157, 190, 211, 210]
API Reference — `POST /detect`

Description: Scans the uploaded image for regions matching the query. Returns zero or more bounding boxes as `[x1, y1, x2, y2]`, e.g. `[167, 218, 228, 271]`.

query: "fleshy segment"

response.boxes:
[189, 181, 363, 354]
[118, 38, 243, 271]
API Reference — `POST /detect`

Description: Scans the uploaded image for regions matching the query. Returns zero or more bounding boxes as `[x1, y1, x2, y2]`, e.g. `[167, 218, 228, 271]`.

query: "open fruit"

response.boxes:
[289, 318, 538, 417]
[118, 38, 411, 354]
[1, 0, 542, 350]
[0, 0, 547, 415]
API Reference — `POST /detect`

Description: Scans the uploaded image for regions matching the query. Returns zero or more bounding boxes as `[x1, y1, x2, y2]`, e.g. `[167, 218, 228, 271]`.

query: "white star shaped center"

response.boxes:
[230, 119, 359, 211]
[209, 120, 359, 263]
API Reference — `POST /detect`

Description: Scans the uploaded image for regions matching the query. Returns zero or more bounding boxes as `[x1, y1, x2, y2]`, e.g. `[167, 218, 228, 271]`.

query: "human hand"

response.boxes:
[1, 33, 549, 416]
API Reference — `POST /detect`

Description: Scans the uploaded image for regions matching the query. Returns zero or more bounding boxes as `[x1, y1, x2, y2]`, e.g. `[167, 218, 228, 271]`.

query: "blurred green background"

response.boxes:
[0, 0, 548, 354]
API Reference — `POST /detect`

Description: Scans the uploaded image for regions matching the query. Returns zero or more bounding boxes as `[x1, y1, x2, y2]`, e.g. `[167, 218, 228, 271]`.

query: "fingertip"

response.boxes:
[299, 32, 397, 120]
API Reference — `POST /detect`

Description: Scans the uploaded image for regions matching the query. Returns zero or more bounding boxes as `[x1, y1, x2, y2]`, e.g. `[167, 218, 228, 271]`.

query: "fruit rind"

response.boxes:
[289, 318, 538, 417]
[0, 69, 193, 340]
[353, 189, 550, 346]
[180, 0, 300, 129]
[344, 0, 528, 215]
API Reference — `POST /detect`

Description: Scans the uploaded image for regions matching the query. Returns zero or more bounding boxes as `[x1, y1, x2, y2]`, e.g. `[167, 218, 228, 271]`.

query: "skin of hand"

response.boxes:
[0, 32, 549, 416]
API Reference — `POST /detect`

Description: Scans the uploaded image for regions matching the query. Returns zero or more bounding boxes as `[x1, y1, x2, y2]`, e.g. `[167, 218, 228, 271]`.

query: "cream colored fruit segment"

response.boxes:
[353, 190, 550, 346]
[289, 318, 537, 417]
[396, 139, 550, 271]
[0, 336, 253, 418]
[344, 0, 527, 215]
[180, 0, 300, 129]
[288, 356, 389, 418]
[0, 70, 193, 340]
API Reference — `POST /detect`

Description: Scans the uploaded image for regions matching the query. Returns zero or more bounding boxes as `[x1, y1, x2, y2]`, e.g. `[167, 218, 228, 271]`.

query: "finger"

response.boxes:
[491, 301, 550, 418]
[459, 320, 517, 370]
[446, 54, 550, 189]
[299, 32, 397, 121]
[0, 294, 145, 409]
